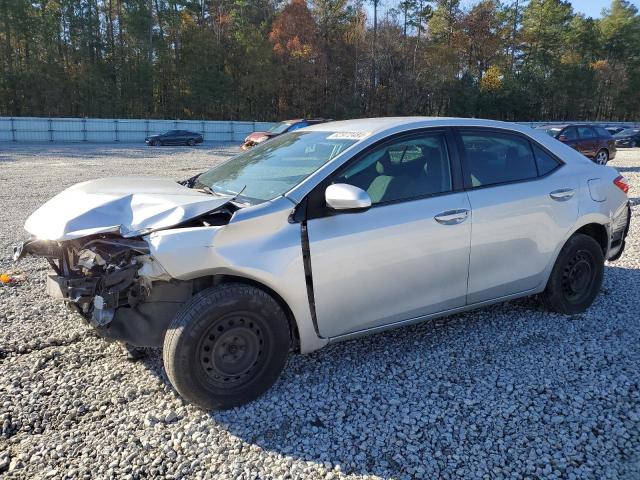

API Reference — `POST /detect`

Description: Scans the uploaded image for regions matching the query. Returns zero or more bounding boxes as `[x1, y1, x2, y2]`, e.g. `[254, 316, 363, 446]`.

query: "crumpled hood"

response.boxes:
[24, 176, 232, 241]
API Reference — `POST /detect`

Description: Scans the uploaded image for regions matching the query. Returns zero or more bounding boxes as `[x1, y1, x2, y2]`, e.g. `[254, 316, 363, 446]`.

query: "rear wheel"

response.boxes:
[540, 234, 604, 314]
[187, 139, 196, 146]
[163, 284, 291, 410]
[595, 149, 609, 165]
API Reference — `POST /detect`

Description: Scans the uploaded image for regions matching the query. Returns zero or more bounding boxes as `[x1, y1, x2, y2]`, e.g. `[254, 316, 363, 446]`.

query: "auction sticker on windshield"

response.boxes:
[327, 132, 371, 140]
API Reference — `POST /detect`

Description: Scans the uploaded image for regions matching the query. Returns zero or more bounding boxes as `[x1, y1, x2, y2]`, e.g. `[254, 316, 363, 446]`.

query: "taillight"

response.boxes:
[614, 175, 629, 194]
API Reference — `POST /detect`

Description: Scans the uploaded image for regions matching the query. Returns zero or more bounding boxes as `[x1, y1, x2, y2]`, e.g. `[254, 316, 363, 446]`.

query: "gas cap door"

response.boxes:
[587, 178, 607, 202]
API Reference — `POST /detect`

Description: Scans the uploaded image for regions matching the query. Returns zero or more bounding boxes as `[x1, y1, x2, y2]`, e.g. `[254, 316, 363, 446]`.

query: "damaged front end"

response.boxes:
[14, 235, 190, 347]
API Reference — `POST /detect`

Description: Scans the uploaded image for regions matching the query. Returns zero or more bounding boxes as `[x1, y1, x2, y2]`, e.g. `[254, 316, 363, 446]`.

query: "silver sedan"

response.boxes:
[16, 118, 631, 409]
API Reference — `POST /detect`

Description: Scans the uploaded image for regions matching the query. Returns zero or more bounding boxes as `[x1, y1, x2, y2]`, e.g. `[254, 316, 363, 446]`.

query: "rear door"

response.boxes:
[458, 128, 579, 304]
[306, 129, 471, 338]
[576, 126, 598, 158]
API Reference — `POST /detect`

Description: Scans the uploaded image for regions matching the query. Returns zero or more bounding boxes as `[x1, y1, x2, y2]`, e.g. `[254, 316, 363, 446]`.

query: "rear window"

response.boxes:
[532, 145, 561, 176]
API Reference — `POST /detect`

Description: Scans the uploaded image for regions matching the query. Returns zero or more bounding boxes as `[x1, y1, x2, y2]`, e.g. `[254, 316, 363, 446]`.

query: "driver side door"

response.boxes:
[305, 129, 471, 338]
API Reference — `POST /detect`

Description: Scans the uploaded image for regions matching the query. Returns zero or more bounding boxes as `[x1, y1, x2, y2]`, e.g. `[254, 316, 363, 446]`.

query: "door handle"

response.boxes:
[434, 209, 469, 225]
[549, 188, 575, 201]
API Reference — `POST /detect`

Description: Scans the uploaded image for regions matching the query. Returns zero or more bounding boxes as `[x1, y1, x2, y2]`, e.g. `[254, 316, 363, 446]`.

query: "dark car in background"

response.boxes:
[614, 128, 640, 148]
[241, 119, 330, 149]
[536, 124, 616, 165]
[146, 130, 203, 146]
[605, 126, 626, 136]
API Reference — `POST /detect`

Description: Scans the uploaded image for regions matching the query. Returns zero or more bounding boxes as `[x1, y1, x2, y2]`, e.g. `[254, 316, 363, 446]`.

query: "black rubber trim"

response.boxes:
[297, 200, 322, 337]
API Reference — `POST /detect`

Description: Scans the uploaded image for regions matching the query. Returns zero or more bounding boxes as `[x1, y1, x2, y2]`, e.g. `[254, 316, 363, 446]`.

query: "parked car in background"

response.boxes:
[241, 119, 330, 149]
[536, 124, 616, 165]
[614, 128, 640, 148]
[146, 130, 203, 146]
[15, 117, 631, 409]
[605, 126, 626, 136]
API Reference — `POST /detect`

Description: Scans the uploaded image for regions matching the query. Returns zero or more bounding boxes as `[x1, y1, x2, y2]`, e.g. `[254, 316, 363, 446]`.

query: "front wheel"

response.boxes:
[595, 149, 609, 165]
[163, 284, 291, 410]
[187, 139, 196, 146]
[540, 234, 604, 315]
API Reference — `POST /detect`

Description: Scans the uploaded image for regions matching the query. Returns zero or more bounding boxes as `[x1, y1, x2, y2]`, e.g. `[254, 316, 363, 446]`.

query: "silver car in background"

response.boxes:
[15, 118, 631, 409]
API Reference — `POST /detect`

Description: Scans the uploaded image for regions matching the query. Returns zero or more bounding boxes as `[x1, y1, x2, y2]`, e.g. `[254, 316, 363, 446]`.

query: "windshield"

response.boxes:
[197, 131, 357, 204]
[267, 122, 293, 134]
[615, 128, 639, 137]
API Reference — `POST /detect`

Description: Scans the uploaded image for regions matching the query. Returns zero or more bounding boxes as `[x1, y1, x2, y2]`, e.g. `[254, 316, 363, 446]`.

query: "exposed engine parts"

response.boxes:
[20, 235, 149, 327]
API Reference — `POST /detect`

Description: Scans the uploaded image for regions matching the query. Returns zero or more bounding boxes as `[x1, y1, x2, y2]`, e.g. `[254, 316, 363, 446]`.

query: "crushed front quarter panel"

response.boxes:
[23, 176, 233, 241]
[145, 196, 328, 354]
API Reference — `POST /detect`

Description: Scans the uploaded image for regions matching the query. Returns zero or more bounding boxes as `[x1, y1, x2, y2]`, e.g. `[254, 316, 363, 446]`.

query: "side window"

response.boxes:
[532, 144, 561, 176]
[595, 127, 611, 137]
[461, 132, 537, 188]
[578, 126, 595, 138]
[563, 127, 578, 140]
[336, 133, 452, 204]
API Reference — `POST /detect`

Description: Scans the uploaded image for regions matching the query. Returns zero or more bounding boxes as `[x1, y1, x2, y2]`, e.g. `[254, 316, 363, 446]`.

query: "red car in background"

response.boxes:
[241, 119, 330, 149]
[536, 124, 616, 165]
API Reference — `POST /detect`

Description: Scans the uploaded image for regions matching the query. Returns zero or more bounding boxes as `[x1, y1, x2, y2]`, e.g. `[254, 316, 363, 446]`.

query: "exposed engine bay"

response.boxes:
[14, 201, 239, 347]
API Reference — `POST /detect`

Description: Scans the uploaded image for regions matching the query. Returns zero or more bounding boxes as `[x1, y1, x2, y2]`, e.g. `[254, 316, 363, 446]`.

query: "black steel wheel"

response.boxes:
[163, 284, 291, 410]
[560, 250, 596, 304]
[198, 313, 264, 386]
[540, 233, 604, 314]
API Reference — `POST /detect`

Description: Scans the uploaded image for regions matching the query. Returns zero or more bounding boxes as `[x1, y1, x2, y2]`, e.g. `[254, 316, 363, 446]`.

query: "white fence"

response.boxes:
[0, 117, 638, 144]
[0, 117, 277, 143]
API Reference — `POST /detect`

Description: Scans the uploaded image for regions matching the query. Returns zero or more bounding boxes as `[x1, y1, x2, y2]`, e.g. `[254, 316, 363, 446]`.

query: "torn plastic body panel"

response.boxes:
[17, 233, 196, 347]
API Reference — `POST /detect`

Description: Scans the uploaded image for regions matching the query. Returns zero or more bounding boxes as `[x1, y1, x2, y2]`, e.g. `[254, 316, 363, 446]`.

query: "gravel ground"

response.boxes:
[0, 143, 639, 480]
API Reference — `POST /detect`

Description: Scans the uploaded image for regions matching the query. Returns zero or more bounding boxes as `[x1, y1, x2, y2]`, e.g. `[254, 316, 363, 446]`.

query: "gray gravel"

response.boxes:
[1, 143, 639, 479]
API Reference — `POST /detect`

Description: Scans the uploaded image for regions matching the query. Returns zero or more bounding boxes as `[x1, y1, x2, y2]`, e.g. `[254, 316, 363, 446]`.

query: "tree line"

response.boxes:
[1, 0, 639, 121]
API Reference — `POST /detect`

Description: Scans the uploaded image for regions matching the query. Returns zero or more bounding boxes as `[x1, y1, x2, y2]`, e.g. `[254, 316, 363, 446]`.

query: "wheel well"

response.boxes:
[575, 223, 607, 254]
[192, 274, 301, 352]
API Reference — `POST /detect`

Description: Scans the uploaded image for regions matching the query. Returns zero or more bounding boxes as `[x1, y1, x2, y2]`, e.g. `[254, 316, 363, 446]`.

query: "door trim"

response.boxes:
[326, 284, 541, 344]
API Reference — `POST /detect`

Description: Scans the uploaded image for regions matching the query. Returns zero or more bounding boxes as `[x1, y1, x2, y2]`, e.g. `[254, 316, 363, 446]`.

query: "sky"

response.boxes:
[461, 0, 640, 18]
[370, 0, 640, 20]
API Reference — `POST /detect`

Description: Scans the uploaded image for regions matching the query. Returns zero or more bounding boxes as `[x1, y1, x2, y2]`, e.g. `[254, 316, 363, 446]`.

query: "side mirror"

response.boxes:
[558, 135, 568, 142]
[325, 184, 372, 211]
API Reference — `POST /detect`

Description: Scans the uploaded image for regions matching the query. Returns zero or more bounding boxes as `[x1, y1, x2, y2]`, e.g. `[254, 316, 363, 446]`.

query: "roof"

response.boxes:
[303, 117, 533, 135]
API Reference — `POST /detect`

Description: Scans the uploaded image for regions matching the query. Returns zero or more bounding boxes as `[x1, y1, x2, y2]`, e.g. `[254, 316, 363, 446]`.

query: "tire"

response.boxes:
[163, 283, 291, 410]
[150, 140, 158, 146]
[187, 139, 195, 146]
[631, 141, 637, 148]
[595, 149, 609, 165]
[540, 234, 604, 315]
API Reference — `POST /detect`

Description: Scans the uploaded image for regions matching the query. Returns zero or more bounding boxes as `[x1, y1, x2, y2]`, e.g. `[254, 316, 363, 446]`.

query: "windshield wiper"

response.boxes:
[199, 184, 218, 196]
